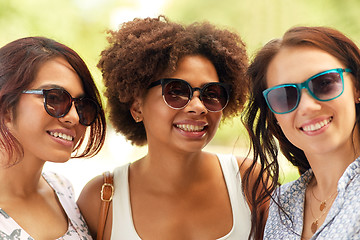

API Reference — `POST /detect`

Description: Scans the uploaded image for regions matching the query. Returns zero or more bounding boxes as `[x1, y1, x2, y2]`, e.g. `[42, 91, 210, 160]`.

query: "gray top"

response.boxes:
[264, 156, 360, 240]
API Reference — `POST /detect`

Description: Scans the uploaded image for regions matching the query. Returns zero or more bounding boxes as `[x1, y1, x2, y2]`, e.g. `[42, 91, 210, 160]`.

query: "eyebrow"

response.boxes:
[36, 84, 64, 89]
[34, 84, 86, 98]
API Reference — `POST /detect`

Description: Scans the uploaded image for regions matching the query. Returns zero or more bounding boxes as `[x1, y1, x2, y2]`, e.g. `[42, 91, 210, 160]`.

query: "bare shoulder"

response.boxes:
[77, 174, 104, 238]
[235, 156, 260, 178]
[235, 156, 270, 211]
[235, 155, 267, 188]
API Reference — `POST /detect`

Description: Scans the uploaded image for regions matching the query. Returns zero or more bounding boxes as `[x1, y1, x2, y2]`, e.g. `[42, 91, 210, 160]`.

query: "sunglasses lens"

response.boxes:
[75, 98, 98, 126]
[202, 84, 229, 111]
[45, 89, 72, 117]
[45, 89, 98, 126]
[264, 69, 347, 114]
[267, 86, 298, 113]
[308, 72, 343, 100]
[163, 80, 191, 109]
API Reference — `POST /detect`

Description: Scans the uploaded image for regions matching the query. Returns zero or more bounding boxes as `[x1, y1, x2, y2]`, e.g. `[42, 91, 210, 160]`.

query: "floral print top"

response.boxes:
[264, 156, 360, 240]
[0, 172, 92, 240]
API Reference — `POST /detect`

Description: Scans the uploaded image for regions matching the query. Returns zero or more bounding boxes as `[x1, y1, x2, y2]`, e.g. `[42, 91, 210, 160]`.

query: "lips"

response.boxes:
[301, 117, 333, 132]
[175, 124, 207, 132]
[48, 131, 74, 141]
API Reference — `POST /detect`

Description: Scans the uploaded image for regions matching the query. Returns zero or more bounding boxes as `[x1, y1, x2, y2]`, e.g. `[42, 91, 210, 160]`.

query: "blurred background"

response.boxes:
[2, 0, 360, 196]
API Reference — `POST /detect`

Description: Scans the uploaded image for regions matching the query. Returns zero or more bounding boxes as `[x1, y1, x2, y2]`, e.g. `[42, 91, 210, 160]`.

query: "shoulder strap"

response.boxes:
[97, 171, 114, 240]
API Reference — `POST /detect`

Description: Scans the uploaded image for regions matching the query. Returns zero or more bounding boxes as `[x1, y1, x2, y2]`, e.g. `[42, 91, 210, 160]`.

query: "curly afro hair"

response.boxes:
[98, 15, 248, 146]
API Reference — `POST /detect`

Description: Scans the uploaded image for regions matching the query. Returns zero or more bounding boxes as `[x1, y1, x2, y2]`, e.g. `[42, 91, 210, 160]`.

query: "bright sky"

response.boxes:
[110, 0, 168, 28]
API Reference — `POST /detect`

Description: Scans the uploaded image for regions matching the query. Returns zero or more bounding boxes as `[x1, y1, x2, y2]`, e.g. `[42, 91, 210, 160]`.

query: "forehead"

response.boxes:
[30, 57, 84, 96]
[170, 55, 219, 83]
[266, 46, 344, 87]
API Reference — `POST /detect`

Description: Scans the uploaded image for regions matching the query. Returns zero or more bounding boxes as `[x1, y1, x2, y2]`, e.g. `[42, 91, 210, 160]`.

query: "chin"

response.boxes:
[184, 142, 209, 153]
[46, 152, 73, 163]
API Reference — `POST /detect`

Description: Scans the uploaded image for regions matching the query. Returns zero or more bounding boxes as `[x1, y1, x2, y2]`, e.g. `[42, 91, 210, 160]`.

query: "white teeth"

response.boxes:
[49, 132, 74, 141]
[302, 118, 332, 132]
[176, 124, 206, 132]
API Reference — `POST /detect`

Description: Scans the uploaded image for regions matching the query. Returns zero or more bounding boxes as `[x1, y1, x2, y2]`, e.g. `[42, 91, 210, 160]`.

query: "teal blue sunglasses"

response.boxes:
[263, 68, 352, 114]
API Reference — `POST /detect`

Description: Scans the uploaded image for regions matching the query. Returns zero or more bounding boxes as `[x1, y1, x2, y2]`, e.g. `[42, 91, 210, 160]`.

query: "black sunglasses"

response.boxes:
[148, 78, 231, 112]
[263, 68, 351, 114]
[22, 88, 99, 126]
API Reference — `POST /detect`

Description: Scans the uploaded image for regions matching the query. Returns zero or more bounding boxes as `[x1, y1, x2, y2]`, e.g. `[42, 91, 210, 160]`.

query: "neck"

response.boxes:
[308, 177, 337, 203]
[131, 149, 217, 192]
[147, 142, 206, 170]
[0, 157, 45, 199]
[305, 136, 359, 194]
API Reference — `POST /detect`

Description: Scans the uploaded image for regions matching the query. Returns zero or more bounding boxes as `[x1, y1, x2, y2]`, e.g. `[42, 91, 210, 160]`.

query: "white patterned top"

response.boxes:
[264, 156, 360, 240]
[0, 172, 92, 240]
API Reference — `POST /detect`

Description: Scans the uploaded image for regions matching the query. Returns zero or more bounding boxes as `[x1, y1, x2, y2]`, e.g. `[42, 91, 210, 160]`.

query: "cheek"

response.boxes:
[143, 94, 172, 120]
[213, 112, 222, 125]
[208, 112, 222, 134]
[74, 125, 87, 145]
[141, 106, 173, 136]
[275, 114, 295, 137]
[12, 99, 47, 130]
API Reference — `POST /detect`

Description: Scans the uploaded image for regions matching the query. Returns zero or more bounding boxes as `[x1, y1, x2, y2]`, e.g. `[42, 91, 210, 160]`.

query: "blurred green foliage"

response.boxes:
[3, 0, 360, 182]
[165, 0, 360, 56]
[3, 0, 360, 88]
[0, 0, 119, 93]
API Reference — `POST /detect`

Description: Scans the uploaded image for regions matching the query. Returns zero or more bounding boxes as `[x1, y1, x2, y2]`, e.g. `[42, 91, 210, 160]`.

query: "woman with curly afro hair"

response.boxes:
[78, 15, 269, 240]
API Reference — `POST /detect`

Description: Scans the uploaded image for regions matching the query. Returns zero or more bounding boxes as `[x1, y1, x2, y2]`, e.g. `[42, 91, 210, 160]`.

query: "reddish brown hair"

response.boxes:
[0, 37, 106, 166]
[242, 26, 360, 235]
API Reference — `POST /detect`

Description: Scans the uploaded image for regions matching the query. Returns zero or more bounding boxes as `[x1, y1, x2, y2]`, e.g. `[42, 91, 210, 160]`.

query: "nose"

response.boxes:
[184, 90, 207, 114]
[296, 89, 321, 115]
[59, 102, 80, 125]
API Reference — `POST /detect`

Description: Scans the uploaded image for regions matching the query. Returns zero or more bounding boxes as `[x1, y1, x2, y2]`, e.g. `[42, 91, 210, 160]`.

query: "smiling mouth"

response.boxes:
[301, 117, 333, 132]
[48, 131, 74, 141]
[175, 124, 208, 132]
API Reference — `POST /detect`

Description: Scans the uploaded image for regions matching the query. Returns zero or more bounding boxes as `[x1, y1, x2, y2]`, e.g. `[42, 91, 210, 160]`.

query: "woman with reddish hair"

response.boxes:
[0, 37, 106, 239]
[243, 26, 360, 239]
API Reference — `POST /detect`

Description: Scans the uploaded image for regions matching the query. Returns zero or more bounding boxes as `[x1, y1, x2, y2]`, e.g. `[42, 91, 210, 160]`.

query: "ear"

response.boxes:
[130, 97, 143, 123]
[4, 107, 14, 130]
[355, 88, 360, 104]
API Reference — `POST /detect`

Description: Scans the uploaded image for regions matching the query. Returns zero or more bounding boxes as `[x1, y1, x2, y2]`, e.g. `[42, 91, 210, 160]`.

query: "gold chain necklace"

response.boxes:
[309, 187, 337, 233]
[311, 187, 337, 211]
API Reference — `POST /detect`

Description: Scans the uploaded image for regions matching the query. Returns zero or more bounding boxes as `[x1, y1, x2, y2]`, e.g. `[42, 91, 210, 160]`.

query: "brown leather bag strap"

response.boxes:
[97, 171, 114, 240]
